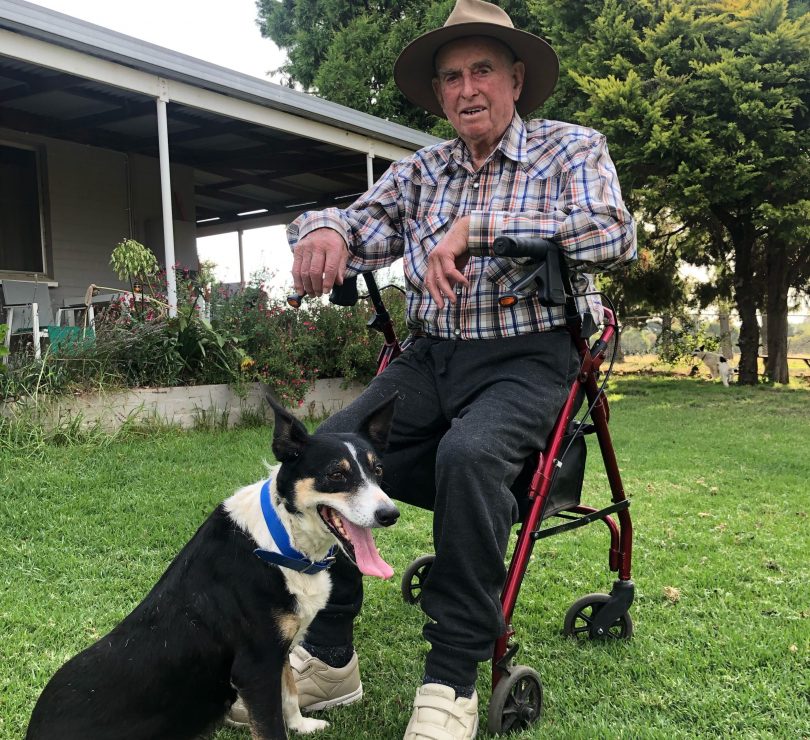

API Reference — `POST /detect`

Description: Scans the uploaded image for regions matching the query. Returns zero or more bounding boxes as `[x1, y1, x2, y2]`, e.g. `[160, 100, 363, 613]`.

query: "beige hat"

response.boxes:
[393, 0, 559, 118]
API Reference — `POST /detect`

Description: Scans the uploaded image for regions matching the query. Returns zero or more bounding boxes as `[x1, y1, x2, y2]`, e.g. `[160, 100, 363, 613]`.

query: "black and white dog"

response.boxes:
[27, 394, 399, 740]
[690, 346, 735, 386]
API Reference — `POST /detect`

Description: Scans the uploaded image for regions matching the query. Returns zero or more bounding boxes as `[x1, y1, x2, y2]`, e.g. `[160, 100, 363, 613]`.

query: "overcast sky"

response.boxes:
[27, 0, 286, 79]
[26, 0, 297, 288]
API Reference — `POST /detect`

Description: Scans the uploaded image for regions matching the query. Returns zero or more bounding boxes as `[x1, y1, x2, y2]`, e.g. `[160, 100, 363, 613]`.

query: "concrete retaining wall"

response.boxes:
[2, 379, 365, 430]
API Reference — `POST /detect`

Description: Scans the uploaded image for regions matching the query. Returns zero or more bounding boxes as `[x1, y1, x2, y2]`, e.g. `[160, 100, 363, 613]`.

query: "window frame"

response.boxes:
[0, 138, 53, 281]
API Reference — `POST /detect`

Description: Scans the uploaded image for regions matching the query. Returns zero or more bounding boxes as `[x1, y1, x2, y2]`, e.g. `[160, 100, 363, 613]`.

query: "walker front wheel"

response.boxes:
[563, 593, 633, 639]
[400, 554, 435, 605]
[487, 665, 543, 735]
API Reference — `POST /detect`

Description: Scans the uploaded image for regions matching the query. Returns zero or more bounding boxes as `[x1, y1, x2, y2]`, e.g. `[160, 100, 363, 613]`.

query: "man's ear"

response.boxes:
[358, 392, 399, 454]
[266, 391, 309, 463]
[432, 77, 445, 112]
[511, 60, 525, 102]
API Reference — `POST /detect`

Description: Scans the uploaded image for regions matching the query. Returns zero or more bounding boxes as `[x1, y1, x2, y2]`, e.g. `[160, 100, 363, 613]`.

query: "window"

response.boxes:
[0, 143, 45, 274]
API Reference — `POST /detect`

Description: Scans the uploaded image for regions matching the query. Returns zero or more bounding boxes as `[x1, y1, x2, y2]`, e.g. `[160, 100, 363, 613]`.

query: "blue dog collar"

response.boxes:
[254, 479, 336, 574]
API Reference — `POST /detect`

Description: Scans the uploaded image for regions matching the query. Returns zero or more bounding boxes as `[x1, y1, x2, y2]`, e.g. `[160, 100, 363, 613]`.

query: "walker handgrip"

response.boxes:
[329, 277, 359, 306]
[493, 236, 568, 308]
[286, 277, 360, 308]
[492, 236, 554, 261]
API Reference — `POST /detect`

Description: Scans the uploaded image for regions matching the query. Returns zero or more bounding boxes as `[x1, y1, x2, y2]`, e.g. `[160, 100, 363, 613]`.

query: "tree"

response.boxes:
[256, 0, 452, 131]
[540, 0, 810, 384]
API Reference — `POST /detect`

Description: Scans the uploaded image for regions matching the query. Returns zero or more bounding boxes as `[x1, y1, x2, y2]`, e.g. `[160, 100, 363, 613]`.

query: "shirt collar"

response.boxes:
[442, 112, 530, 174]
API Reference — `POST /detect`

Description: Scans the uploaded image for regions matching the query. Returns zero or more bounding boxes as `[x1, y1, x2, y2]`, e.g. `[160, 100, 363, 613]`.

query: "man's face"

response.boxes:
[432, 36, 525, 157]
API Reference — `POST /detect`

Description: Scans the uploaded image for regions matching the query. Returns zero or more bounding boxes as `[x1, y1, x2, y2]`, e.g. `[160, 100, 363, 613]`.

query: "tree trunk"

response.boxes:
[765, 245, 790, 384]
[659, 313, 673, 362]
[729, 219, 759, 384]
[717, 304, 734, 360]
[759, 312, 768, 355]
[614, 327, 626, 362]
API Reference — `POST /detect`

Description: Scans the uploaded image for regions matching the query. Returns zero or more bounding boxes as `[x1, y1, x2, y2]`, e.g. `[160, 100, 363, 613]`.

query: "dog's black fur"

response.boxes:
[26, 395, 398, 740]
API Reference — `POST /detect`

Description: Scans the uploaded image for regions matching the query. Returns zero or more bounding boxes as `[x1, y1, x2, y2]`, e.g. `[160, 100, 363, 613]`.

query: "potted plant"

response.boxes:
[109, 238, 159, 314]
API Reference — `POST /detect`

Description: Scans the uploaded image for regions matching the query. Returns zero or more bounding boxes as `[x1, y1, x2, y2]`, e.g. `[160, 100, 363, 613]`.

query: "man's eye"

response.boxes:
[327, 471, 346, 482]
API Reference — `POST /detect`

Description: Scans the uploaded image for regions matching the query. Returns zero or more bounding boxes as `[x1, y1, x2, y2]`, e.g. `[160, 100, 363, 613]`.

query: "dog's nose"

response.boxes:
[375, 505, 400, 527]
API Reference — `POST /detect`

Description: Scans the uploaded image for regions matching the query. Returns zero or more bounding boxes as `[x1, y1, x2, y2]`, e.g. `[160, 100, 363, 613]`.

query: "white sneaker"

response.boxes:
[403, 683, 479, 739]
[224, 645, 362, 727]
[224, 696, 249, 727]
[290, 644, 363, 712]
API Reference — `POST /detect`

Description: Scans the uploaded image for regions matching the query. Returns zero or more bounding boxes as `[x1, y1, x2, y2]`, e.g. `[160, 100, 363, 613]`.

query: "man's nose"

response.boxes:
[460, 71, 478, 98]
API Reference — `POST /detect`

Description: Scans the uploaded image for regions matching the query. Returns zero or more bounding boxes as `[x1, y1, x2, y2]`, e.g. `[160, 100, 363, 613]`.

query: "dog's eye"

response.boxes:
[327, 471, 346, 482]
[374, 464, 383, 478]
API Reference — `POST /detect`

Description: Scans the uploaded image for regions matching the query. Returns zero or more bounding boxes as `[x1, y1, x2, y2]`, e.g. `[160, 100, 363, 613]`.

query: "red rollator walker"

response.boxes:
[294, 236, 634, 735]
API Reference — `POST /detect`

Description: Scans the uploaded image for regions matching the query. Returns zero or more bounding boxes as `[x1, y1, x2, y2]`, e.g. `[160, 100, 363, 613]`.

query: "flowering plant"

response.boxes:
[4, 262, 408, 406]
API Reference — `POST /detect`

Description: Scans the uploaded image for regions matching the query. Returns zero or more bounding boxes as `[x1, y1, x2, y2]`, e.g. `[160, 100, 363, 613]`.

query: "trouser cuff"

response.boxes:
[424, 645, 479, 687]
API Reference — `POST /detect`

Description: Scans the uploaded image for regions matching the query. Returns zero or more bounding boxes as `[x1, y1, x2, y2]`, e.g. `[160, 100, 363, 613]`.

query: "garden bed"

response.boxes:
[1, 378, 365, 430]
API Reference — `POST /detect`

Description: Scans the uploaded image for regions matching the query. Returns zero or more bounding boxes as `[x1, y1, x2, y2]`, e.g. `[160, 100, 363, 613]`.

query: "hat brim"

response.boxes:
[394, 23, 559, 119]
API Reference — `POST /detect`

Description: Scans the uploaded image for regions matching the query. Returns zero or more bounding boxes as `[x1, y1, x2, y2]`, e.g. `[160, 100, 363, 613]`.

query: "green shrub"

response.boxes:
[0, 323, 8, 371]
[0, 273, 410, 407]
[214, 287, 312, 406]
[655, 314, 719, 365]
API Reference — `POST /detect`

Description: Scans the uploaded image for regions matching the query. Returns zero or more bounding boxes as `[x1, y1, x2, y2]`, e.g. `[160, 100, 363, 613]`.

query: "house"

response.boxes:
[0, 0, 438, 316]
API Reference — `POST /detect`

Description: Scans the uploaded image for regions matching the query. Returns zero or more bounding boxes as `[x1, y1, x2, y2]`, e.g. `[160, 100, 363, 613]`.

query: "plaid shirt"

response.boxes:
[288, 114, 636, 339]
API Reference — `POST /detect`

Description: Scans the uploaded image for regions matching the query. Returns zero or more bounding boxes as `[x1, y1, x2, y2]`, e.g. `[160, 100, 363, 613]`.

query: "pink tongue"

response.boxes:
[341, 519, 394, 579]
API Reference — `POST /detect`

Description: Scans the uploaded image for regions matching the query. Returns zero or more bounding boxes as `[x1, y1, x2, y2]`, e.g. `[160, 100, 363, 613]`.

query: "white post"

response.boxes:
[238, 229, 245, 287]
[2, 307, 13, 364]
[32, 302, 41, 360]
[156, 79, 178, 318]
[366, 151, 375, 189]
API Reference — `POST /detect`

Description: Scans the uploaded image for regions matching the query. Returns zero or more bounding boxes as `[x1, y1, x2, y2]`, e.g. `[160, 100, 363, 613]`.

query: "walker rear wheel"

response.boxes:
[487, 665, 543, 735]
[563, 593, 633, 639]
[400, 554, 435, 605]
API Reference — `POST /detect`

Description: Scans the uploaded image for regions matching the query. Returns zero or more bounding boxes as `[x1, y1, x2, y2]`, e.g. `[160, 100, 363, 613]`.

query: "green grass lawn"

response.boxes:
[1, 377, 808, 738]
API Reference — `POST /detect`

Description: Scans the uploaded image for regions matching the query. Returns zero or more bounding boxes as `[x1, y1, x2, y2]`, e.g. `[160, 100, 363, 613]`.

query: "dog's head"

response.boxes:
[690, 345, 706, 359]
[267, 393, 399, 579]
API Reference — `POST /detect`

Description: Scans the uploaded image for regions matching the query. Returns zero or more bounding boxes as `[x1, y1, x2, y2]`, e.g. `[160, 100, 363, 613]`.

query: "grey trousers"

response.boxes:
[310, 330, 579, 685]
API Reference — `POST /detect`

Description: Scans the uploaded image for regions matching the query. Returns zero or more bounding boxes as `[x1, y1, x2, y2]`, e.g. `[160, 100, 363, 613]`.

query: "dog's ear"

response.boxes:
[698, 345, 705, 352]
[266, 391, 309, 462]
[358, 392, 398, 454]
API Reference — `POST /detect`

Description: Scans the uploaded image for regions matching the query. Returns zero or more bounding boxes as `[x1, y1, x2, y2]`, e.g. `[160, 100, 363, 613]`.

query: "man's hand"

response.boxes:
[292, 228, 349, 297]
[425, 216, 471, 309]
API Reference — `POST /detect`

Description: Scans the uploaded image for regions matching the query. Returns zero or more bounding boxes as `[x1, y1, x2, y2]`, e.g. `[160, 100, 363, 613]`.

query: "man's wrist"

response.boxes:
[449, 215, 471, 255]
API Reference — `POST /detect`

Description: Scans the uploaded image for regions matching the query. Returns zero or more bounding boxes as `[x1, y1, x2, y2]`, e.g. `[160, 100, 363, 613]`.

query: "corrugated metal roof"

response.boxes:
[0, 0, 439, 151]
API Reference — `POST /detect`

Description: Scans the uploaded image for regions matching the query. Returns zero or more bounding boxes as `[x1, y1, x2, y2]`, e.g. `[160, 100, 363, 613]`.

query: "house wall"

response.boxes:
[0, 127, 197, 308]
[129, 153, 199, 271]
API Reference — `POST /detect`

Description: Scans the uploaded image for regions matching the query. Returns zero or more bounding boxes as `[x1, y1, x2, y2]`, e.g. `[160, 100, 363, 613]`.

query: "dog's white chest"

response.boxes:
[283, 570, 332, 644]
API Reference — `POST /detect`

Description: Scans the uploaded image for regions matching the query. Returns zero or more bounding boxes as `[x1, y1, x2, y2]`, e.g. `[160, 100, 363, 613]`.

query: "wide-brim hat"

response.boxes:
[393, 0, 559, 118]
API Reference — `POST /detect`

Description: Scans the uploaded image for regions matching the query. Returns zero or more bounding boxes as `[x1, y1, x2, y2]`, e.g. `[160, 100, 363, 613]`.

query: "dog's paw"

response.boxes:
[288, 716, 329, 734]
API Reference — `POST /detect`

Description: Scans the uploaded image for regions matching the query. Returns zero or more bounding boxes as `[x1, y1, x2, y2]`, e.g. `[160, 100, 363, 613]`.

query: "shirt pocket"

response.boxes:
[483, 255, 538, 296]
[404, 214, 451, 290]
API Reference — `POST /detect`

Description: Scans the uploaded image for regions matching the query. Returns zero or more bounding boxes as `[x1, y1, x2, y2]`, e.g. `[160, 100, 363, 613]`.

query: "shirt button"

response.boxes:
[472, 181, 479, 189]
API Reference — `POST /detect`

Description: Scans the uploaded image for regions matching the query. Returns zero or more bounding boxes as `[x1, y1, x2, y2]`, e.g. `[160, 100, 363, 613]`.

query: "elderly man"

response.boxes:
[287, 1, 636, 737]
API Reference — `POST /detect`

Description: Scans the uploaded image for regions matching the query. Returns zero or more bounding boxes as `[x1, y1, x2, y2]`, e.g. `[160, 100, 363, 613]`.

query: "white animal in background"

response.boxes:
[690, 346, 735, 387]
